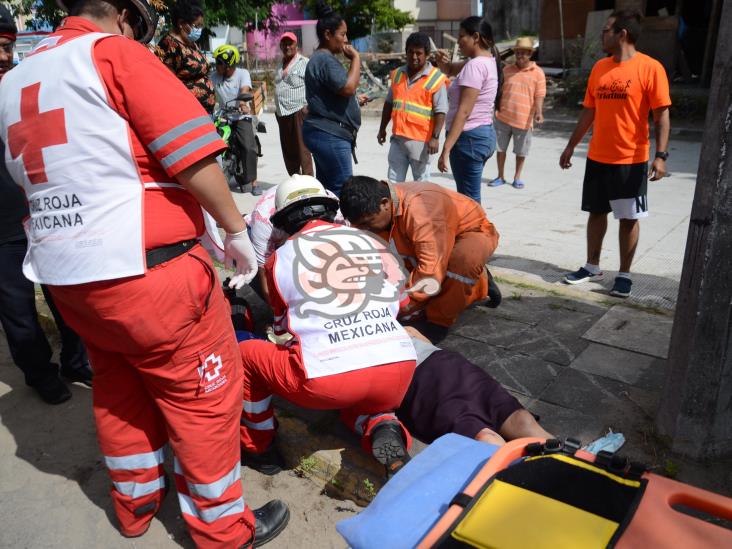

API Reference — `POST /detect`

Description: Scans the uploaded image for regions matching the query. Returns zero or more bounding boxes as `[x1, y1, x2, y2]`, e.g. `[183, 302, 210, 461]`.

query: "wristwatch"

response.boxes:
[655, 151, 669, 160]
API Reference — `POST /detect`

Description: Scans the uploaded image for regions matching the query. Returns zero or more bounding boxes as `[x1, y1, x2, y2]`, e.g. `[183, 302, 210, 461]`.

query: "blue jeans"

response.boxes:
[302, 123, 353, 196]
[449, 124, 496, 203]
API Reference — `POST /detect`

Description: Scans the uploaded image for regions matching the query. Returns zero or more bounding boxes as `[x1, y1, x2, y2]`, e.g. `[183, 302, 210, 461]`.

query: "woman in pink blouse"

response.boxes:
[436, 17, 501, 203]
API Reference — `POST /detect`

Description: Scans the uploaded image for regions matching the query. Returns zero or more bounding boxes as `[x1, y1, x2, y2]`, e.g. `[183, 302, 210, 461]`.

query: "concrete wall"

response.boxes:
[484, 0, 541, 40]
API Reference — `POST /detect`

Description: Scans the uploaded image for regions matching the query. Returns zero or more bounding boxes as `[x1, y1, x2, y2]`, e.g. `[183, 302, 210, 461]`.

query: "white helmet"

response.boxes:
[56, 0, 159, 44]
[270, 175, 339, 233]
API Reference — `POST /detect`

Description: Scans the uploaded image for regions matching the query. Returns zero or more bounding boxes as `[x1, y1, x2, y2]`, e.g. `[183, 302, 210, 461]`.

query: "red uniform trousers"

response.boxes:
[238, 339, 416, 453]
[49, 245, 255, 548]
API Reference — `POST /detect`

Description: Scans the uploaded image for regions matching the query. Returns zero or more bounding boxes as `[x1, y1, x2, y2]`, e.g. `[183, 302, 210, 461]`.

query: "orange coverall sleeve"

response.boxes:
[402, 192, 457, 302]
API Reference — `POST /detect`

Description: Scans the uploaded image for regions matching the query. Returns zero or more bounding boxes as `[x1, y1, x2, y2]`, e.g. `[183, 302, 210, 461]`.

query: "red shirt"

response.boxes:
[49, 17, 226, 248]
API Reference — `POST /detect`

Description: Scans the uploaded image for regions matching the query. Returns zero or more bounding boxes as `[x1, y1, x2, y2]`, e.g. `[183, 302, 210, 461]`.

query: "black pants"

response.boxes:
[0, 239, 87, 385]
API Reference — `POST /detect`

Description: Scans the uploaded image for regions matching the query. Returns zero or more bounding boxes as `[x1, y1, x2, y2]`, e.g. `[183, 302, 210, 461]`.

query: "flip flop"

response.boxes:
[488, 177, 505, 187]
[512, 180, 525, 189]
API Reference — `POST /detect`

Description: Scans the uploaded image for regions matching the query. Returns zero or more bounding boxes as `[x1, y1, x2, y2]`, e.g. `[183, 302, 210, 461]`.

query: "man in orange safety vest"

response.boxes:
[377, 32, 448, 182]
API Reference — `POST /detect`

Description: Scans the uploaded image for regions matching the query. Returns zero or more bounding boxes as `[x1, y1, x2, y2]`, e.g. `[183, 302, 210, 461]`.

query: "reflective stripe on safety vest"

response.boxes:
[390, 65, 447, 142]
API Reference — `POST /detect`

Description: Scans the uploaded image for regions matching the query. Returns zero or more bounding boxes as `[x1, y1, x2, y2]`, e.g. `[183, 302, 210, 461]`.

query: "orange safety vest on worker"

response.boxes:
[389, 65, 448, 142]
[0, 17, 254, 548]
[380, 182, 500, 327]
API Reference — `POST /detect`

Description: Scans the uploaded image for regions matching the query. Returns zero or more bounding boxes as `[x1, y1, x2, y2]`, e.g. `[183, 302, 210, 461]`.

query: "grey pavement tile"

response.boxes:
[440, 336, 562, 398]
[523, 399, 607, 444]
[582, 305, 673, 358]
[570, 342, 657, 385]
[538, 367, 636, 418]
[452, 302, 595, 366]
[509, 326, 590, 367]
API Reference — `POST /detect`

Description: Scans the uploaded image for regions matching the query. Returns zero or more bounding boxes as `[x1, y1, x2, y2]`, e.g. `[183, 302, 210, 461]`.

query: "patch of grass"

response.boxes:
[510, 292, 523, 301]
[362, 478, 377, 501]
[294, 456, 317, 478]
[663, 458, 679, 479]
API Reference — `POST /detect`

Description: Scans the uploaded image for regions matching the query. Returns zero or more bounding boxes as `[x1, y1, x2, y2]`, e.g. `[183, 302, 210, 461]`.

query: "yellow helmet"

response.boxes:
[213, 44, 240, 66]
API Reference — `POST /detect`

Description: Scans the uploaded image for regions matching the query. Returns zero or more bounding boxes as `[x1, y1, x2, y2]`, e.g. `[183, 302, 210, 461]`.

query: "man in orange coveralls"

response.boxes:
[339, 175, 501, 342]
[238, 175, 418, 480]
[0, 0, 288, 546]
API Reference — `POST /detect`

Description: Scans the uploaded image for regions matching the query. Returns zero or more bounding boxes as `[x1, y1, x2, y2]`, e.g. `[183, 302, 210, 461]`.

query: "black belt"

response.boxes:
[146, 239, 199, 268]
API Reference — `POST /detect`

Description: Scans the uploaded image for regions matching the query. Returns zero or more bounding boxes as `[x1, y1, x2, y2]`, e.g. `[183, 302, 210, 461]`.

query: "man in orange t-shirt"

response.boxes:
[559, 10, 671, 298]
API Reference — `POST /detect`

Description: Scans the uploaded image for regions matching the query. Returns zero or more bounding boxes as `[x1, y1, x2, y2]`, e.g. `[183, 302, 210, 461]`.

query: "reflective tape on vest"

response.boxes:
[423, 68, 447, 92]
[104, 446, 165, 471]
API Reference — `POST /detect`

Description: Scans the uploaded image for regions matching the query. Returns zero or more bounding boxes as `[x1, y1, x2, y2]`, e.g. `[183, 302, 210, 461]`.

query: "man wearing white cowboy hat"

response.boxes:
[489, 36, 546, 190]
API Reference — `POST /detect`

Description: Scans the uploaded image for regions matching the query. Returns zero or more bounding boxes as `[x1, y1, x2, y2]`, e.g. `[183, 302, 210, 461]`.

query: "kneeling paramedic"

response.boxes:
[239, 175, 418, 479]
[0, 0, 288, 546]
[340, 176, 501, 342]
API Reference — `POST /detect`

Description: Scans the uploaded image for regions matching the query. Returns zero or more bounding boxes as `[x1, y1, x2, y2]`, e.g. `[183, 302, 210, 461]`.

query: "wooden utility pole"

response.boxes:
[656, 0, 732, 459]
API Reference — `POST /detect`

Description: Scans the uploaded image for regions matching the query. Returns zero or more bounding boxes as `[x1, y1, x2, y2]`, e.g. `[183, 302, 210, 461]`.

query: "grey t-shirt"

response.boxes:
[211, 67, 252, 107]
[304, 50, 361, 141]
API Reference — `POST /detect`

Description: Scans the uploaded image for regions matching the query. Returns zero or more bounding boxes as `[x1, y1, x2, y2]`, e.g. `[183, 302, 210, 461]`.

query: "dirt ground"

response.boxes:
[0, 336, 354, 548]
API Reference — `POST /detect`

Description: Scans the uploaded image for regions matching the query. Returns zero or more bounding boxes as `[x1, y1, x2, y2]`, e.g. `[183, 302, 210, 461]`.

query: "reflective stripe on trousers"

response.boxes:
[173, 457, 245, 523]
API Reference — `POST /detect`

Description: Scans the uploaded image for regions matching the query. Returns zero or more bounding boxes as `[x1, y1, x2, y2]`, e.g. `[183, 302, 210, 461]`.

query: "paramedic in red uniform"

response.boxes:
[0, 0, 288, 546]
[238, 175, 417, 479]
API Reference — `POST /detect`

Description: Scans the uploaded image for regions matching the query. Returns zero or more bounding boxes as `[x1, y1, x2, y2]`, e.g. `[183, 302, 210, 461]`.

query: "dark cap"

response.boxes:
[0, 4, 18, 41]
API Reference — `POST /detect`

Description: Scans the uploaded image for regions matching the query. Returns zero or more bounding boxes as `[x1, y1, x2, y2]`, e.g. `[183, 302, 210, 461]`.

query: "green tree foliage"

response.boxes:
[305, 0, 413, 40]
[10, 0, 279, 32]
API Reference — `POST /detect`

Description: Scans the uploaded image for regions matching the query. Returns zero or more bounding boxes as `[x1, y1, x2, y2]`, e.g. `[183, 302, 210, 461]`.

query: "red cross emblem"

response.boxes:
[7, 82, 68, 185]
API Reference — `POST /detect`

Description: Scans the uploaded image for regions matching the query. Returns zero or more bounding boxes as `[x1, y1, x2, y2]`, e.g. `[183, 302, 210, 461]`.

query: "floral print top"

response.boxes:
[156, 32, 216, 114]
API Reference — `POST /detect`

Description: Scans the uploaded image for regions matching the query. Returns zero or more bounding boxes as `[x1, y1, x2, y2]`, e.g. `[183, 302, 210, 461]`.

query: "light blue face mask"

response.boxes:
[188, 26, 202, 42]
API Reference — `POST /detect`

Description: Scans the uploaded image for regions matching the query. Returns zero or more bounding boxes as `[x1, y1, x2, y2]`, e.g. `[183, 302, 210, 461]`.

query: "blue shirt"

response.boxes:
[304, 50, 361, 141]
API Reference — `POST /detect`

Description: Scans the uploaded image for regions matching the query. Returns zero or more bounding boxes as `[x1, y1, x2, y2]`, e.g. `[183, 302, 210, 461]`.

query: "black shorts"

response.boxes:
[581, 159, 649, 219]
[396, 349, 523, 443]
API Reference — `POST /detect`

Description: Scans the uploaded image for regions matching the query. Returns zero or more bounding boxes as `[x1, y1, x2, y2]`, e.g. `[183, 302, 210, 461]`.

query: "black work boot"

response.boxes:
[484, 269, 502, 308]
[241, 444, 286, 476]
[31, 371, 72, 405]
[240, 500, 290, 548]
[370, 422, 410, 480]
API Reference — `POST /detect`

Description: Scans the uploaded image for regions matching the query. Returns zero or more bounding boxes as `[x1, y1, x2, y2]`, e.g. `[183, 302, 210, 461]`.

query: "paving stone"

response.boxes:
[524, 399, 607, 444]
[570, 342, 656, 385]
[451, 308, 589, 367]
[441, 336, 562, 398]
[582, 305, 674, 358]
[538, 367, 635, 419]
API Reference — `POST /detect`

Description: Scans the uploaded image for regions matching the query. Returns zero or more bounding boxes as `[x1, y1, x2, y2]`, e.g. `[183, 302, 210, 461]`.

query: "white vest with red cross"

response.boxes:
[271, 222, 416, 379]
[0, 33, 225, 284]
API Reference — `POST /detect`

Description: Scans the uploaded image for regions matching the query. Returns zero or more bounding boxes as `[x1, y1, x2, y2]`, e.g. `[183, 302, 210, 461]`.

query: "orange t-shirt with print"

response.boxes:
[584, 52, 671, 164]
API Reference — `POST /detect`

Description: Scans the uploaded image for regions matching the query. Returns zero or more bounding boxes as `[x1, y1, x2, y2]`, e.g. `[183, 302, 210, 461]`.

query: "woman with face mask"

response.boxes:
[156, 0, 215, 114]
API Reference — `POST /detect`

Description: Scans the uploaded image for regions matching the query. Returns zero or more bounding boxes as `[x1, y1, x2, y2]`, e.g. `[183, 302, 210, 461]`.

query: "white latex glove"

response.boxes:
[224, 229, 258, 289]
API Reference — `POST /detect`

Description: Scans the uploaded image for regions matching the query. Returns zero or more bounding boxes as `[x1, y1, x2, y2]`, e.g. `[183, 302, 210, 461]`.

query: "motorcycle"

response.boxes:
[214, 93, 265, 193]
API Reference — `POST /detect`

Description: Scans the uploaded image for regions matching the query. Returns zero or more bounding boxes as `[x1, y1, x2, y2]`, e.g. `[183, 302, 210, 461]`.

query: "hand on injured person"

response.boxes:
[224, 229, 258, 289]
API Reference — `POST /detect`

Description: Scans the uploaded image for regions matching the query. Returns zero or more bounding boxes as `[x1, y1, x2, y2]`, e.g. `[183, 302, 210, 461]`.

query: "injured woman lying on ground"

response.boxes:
[231, 296, 551, 466]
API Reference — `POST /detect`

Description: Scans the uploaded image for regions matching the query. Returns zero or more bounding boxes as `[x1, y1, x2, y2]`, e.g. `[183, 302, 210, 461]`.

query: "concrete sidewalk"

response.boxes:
[236, 112, 701, 310]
